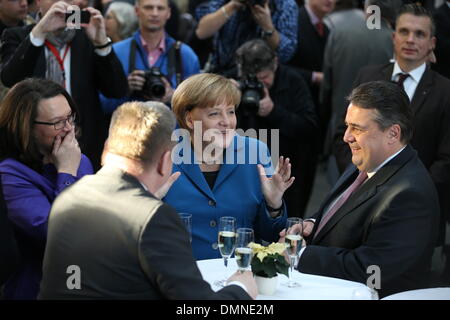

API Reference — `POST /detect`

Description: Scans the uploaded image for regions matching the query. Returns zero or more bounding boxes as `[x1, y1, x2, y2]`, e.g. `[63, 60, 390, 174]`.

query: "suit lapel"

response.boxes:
[313, 146, 416, 243]
[410, 67, 433, 116]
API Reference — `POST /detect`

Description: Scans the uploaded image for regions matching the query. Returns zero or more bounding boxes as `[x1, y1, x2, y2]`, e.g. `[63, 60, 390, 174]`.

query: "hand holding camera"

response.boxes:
[257, 86, 274, 117]
[128, 68, 168, 101]
[32, 1, 69, 38]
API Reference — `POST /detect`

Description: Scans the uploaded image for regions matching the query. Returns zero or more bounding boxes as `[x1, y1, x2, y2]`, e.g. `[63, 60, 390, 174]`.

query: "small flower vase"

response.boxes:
[254, 275, 278, 295]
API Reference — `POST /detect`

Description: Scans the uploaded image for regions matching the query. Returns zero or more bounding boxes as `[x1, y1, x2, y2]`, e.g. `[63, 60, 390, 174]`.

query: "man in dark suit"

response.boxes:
[332, 4, 450, 256]
[288, 0, 334, 118]
[285, 81, 440, 298]
[38, 101, 257, 299]
[0, 0, 128, 168]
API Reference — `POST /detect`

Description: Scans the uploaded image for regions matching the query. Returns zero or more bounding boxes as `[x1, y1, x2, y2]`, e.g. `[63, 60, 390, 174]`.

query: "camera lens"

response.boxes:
[150, 82, 165, 98]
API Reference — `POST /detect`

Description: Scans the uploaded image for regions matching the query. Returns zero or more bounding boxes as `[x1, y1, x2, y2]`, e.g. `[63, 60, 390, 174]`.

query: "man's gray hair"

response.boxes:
[106, 1, 139, 41]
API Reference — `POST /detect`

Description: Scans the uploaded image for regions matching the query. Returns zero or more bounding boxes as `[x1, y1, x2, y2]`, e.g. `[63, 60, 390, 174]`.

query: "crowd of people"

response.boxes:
[0, 0, 449, 300]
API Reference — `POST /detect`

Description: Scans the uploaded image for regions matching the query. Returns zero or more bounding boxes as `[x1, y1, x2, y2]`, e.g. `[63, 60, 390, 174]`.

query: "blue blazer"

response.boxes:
[164, 135, 287, 260]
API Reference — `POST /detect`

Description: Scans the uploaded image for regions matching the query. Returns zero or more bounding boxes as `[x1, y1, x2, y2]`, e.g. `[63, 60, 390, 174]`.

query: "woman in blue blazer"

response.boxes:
[164, 73, 294, 260]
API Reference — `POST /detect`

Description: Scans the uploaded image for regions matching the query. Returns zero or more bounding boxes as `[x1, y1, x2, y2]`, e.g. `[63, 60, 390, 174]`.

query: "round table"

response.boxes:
[197, 258, 378, 300]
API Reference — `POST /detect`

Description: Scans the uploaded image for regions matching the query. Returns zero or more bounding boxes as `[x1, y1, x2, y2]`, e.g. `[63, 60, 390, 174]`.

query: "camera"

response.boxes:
[142, 67, 166, 99]
[238, 75, 264, 114]
[65, 10, 91, 24]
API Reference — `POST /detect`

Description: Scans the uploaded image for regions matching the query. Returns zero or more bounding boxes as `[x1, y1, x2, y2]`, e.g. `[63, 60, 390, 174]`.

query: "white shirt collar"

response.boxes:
[367, 146, 406, 179]
[392, 61, 426, 84]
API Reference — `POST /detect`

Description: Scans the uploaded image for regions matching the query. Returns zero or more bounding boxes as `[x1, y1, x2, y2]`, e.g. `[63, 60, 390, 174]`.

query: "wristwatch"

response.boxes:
[95, 37, 112, 49]
[261, 29, 274, 39]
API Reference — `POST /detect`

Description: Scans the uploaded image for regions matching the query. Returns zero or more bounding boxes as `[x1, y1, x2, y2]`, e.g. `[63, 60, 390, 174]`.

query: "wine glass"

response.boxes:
[235, 228, 254, 273]
[283, 217, 303, 288]
[214, 216, 236, 287]
[178, 213, 192, 243]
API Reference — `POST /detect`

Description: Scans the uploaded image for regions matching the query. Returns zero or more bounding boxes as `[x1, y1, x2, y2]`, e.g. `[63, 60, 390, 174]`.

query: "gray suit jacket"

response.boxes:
[299, 146, 440, 298]
[321, 9, 393, 148]
[38, 166, 250, 299]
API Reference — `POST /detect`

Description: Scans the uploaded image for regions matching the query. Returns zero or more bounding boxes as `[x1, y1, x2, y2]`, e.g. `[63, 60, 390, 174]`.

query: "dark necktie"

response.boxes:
[314, 171, 368, 239]
[396, 73, 410, 89]
[315, 21, 324, 37]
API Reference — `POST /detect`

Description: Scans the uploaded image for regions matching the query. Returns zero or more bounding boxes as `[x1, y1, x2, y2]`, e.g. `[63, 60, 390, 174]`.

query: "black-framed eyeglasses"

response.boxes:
[34, 113, 76, 130]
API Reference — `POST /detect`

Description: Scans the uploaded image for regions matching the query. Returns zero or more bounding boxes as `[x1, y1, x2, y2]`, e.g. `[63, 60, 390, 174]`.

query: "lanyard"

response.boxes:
[44, 40, 71, 87]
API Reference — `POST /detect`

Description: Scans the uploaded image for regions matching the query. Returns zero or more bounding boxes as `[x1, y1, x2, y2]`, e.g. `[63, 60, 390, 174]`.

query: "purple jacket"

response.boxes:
[0, 155, 93, 299]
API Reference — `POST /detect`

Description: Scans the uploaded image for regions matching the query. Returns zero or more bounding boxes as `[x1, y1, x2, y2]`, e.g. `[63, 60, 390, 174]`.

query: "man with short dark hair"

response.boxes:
[0, 0, 28, 35]
[332, 4, 450, 259]
[39, 101, 257, 299]
[287, 80, 440, 298]
[234, 39, 319, 217]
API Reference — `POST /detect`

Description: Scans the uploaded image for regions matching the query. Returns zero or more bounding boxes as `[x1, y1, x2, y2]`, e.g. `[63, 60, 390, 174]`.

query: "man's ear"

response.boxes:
[157, 149, 172, 177]
[388, 124, 401, 143]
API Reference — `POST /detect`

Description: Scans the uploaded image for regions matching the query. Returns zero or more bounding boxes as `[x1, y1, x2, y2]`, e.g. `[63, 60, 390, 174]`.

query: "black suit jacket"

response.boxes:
[0, 25, 128, 168]
[300, 145, 440, 298]
[432, 3, 450, 79]
[332, 63, 450, 237]
[288, 6, 329, 82]
[39, 166, 251, 300]
[288, 6, 329, 138]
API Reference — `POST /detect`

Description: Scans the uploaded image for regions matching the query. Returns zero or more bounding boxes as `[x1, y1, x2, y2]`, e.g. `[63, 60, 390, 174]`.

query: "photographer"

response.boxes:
[195, 0, 298, 74]
[0, 0, 128, 169]
[100, 0, 200, 113]
[235, 39, 319, 217]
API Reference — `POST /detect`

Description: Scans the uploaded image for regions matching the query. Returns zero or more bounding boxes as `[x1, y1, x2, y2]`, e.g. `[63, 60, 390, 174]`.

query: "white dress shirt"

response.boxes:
[391, 62, 426, 101]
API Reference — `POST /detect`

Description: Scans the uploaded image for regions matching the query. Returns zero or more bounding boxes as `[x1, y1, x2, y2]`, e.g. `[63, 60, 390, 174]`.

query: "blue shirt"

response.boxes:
[196, 0, 298, 70]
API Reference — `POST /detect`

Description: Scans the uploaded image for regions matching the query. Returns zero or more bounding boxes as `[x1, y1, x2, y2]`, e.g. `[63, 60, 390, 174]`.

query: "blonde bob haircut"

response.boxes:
[171, 73, 241, 130]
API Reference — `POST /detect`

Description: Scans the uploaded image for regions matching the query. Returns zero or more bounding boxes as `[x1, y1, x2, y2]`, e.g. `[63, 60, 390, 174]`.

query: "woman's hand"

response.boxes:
[154, 172, 181, 199]
[51, 128, 81, 176]
[257, 156, 295, 209]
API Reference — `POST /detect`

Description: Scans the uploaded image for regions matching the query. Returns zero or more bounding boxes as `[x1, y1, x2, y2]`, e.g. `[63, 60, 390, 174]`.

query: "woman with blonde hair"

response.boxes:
[163, 73, 294, 260]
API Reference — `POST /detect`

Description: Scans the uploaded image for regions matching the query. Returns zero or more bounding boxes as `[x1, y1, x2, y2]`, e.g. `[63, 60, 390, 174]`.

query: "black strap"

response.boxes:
[167, 40, 183, 87]
[128, 39, 137, 74]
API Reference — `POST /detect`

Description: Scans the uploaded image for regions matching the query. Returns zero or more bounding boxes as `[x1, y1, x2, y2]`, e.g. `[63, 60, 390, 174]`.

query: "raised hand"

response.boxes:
[51, 128, 81, 176]
[31, 1, 68, 38]
[83, 7, 108, 47]
[257, 156, 295, 210]
[154, 172, 181, 199]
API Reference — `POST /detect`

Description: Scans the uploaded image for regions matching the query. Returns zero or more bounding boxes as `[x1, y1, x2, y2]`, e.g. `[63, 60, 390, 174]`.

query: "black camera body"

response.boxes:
[238, 75, 264, 115]
[142, 67, 166, 99]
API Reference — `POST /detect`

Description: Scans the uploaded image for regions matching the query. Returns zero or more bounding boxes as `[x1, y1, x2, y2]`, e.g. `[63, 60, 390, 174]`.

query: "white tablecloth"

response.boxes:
[382, 288, 450, 300]
[197, 258, 378, 300]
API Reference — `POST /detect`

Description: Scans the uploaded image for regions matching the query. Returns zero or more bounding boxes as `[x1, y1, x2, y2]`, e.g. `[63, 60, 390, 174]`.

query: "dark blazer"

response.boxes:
[38, 166, 251, 299]
[332, 63, 450, 239]
[0, 180, 20, 287]
[288, 6, 329, 127]
[0, 25, 128, 168]
[299, 145, 440, 298]
[288, 6, 329, 84]
[432, 3, 450, 80]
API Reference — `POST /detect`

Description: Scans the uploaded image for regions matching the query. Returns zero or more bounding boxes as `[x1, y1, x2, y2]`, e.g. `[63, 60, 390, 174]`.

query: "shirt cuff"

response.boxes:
[227, 281, 248, 294]
[95, 46, 112, 56]
[29, 31, 45, 47]
[56, 173, 77, 192]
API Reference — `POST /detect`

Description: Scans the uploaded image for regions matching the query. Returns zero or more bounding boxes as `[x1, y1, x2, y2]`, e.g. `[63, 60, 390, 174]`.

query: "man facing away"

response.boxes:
[39, 101, 257, 299]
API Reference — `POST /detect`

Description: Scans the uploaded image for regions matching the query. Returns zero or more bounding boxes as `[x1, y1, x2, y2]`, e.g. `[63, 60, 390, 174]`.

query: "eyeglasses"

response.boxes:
[34, 113, 76, 130]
